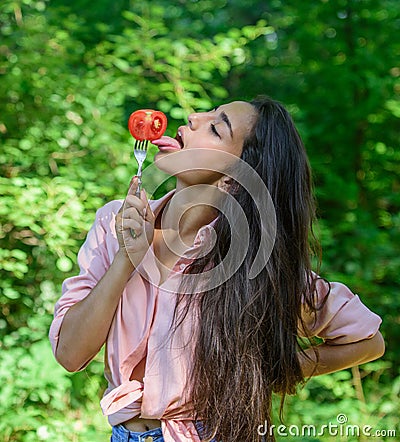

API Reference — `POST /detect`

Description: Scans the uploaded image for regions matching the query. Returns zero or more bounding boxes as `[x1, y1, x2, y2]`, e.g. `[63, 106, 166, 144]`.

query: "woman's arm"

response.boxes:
[299, 331, 385, 378]
[54, 178, 155, 372]
[55, 250, 134, 372]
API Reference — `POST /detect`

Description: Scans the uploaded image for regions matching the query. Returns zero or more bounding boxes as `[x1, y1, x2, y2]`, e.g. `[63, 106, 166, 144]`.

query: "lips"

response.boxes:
[152, 127, 184, 152]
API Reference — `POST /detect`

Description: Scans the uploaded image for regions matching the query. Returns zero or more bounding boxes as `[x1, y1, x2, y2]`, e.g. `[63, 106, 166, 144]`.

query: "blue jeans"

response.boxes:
[111, 424, 164, 441]
[110, 422, 215, 441]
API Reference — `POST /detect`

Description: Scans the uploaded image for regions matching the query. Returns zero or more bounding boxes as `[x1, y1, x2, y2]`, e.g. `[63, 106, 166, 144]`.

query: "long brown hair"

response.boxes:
[174, 96, 321, 441]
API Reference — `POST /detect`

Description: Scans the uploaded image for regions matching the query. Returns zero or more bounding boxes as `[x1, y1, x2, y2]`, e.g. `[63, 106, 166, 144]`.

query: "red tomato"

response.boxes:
[128, 109, 167, 141]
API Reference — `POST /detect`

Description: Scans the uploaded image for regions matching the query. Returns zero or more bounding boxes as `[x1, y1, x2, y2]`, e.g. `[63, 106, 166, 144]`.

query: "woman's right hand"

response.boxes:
[115, 177, 155, 267]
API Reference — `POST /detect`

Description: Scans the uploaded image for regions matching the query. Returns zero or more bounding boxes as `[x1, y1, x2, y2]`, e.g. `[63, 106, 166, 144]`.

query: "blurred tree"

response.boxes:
[0, 0, 271, 439]
[0, 0, 398, 439]
[49, 0, 130, 44]
[224, 0, 400, 366]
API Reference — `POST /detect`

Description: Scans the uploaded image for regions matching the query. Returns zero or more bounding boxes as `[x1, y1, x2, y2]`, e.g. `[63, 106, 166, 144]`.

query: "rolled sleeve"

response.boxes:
[301, 277, 382, 345]
[48, 202, 118, 357]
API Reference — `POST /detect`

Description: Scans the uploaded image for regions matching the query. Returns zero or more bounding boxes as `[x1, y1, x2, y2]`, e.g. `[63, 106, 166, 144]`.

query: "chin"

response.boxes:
[153, 151, 182, 176]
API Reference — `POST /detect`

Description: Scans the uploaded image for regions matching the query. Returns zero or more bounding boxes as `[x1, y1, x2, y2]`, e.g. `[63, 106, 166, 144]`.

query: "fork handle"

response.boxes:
[135, 175, 142, 198]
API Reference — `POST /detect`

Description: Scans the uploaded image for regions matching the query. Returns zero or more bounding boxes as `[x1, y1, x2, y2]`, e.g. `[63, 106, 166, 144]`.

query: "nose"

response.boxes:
[187, 111, 210, 130]
[187, 113, 197, 130]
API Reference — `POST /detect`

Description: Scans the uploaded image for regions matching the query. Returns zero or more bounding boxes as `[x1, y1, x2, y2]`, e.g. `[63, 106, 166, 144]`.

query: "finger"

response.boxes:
[139, 189, 155, 222]
[122, 227, 140, 248]
[124, 196, 146, 222]
[122, 205, 144, 222]
[121, 218, 142, 231]
[128, 176, 139, 196]
[125, 194, 146, 212]
[118, 177, 138, 215]
[122, 221, 151, 247]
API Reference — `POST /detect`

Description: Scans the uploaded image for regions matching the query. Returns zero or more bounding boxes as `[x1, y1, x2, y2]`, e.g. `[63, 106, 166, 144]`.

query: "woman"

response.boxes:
[49, 97, 384, 442]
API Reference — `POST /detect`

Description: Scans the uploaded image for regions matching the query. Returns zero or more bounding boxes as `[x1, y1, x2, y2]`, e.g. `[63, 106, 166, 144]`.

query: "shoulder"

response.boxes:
[88, 200, 123, 236]
[95, 199, 122, 220]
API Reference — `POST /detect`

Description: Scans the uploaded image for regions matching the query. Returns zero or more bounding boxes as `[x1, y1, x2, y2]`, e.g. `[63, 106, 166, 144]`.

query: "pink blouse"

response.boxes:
[49, 190, 382, 441]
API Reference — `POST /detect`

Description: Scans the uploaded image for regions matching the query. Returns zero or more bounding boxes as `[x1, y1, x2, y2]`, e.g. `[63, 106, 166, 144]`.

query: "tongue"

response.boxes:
[152, 136, 181, 152]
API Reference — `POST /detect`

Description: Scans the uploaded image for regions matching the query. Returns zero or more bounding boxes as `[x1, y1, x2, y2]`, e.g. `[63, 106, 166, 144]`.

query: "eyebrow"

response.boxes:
[220, 111, 233, 138]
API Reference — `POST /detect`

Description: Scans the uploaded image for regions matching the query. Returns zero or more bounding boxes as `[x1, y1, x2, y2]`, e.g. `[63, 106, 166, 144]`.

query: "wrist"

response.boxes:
[114, 249, 135, 274]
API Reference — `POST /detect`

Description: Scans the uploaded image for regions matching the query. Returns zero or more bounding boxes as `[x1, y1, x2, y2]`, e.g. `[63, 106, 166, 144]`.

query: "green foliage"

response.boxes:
[273, 363, 399, 441]
[231, 0, 400, 373]
[0, 0, 399, 440]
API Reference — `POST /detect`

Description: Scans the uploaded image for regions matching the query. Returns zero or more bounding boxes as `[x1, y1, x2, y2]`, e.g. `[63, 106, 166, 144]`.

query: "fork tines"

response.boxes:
[134, 140, 149, 150]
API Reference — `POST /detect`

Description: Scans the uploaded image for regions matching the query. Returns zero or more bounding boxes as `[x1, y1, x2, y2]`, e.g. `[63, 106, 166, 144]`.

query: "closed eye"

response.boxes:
[210, 123, 221, 138]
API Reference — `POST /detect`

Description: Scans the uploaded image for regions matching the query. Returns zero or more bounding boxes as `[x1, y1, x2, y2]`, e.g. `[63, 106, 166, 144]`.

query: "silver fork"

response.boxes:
[133, 141, 148, 197]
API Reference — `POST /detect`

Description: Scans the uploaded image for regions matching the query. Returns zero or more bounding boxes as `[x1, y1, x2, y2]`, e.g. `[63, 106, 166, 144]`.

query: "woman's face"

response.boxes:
[154, 101, 257, 186]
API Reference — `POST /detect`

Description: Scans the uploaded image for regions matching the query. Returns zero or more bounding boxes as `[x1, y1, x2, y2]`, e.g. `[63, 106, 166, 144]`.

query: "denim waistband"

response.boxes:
[111, 421, 215, 442]
[111, 424, 164, 442]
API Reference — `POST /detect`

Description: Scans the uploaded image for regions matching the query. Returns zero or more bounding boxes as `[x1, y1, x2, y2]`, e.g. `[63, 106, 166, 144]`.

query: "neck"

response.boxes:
[159, 180, 220, 240]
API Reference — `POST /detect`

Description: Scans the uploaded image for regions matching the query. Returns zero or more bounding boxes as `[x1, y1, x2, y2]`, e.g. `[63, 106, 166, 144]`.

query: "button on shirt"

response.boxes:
[49, 190, 382, 442]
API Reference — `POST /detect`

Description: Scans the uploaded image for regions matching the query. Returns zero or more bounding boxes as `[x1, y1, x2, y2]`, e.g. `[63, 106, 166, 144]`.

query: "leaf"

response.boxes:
[56, 256, 73, 272]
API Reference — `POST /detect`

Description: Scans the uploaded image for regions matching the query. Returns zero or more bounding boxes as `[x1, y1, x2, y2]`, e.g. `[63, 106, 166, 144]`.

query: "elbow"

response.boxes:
[62, 364, 81, 373]
[55, 353, 81, 373]
[62, 363, 82, 373]
[364, 331, 385, 363]
[54, 346, 87, 373]
[373, 331, 385, 359]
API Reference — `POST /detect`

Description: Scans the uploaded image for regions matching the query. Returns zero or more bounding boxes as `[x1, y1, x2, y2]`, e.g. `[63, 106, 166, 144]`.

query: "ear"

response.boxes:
[217, 175, 235, 193]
